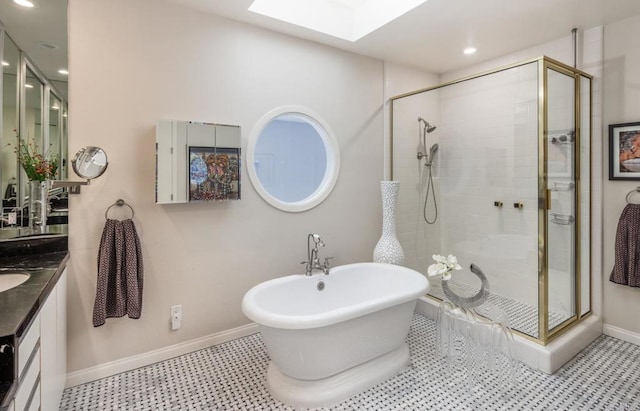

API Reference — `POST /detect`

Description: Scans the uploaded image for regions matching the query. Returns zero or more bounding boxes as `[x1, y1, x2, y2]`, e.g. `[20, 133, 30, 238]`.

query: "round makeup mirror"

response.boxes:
[247, 106, 340, 212]
[72, 146, 109, 180]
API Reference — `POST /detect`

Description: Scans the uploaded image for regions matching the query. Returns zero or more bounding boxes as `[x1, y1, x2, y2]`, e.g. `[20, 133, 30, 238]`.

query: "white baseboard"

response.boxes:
[603, 323, 640, 346]
[65, 323, 260, 388]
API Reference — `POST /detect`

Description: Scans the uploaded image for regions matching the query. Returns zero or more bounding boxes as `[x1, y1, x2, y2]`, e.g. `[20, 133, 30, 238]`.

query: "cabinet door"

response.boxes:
[40, 280, 57, 410]
[40, 268, 67, 411]
[56, 270, 67, 394]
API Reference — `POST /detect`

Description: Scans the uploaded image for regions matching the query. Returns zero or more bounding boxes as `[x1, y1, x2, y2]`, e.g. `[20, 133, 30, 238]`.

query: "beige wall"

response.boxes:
[67, 0, 385, 373]
[603, 15, 640, 337]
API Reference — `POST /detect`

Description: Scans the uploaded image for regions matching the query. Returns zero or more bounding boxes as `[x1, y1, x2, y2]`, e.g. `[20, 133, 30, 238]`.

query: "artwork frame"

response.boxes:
[609, 121, 640, 180]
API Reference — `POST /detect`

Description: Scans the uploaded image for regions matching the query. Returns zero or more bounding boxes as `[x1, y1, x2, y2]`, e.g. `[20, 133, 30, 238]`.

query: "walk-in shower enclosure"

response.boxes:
[390, 56, 591, 345]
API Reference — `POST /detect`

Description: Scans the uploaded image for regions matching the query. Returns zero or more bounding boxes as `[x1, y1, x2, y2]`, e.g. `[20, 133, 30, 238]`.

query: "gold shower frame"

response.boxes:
[388, 56, 593, 345]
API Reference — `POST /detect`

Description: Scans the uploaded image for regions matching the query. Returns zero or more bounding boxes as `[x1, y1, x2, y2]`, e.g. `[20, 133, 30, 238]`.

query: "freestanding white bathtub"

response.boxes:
[242, 262, 429, 408]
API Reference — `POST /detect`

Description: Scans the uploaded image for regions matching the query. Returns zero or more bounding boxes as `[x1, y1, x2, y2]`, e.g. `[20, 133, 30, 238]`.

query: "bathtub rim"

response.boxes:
[242, 262, 429, 330]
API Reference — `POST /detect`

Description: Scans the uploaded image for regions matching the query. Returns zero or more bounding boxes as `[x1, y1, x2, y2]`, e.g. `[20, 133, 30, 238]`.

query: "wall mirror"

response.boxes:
[247, 106, 340, 212]
[0, 1, 69, 240]
[72, 146, 108, 180]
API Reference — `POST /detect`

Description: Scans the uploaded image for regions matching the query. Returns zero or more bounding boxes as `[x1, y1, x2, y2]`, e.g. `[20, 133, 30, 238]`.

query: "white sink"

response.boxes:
[0, 273, 30, 292]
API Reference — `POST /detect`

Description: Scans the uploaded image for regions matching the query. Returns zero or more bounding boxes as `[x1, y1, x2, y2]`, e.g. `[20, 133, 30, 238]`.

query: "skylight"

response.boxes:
[248, 0, 429, 42]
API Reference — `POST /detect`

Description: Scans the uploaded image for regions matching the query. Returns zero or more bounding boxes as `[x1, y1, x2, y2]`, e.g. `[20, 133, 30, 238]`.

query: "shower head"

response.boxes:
[417, 117, 437, 161]
[418, 117, 437, 133]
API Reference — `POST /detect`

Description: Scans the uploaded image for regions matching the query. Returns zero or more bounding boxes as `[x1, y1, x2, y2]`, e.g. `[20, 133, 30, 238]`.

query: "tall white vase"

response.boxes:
[373, 181, 404, 265]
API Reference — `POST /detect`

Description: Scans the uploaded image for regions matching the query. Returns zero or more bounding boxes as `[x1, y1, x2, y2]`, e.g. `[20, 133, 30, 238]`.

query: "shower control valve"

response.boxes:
[494, 201, 503, 208]
[513, 202, 524, 209]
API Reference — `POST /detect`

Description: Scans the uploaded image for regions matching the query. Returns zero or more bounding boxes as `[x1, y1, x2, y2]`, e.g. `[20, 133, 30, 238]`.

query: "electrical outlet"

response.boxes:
[170, 305, 182, 331]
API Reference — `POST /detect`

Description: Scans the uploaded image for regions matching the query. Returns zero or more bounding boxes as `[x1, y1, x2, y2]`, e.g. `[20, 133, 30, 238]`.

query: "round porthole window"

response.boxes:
[247, 106, 340, 212]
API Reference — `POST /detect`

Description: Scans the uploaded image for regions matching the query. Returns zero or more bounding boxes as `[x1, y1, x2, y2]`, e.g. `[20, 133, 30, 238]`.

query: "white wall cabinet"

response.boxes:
[155, 120, 241, 203]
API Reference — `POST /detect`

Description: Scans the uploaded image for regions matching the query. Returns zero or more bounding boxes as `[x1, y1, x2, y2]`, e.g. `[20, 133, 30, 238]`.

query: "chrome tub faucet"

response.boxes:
[302, 233, 332, 276]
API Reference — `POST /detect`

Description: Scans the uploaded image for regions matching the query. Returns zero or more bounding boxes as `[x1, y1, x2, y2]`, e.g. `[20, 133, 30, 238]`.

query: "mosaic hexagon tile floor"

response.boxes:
[60, 314, 640, 410]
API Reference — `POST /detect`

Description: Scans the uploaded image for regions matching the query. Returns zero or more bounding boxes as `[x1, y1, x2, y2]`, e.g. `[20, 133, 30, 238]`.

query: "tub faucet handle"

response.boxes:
[322, 257, 333, 275]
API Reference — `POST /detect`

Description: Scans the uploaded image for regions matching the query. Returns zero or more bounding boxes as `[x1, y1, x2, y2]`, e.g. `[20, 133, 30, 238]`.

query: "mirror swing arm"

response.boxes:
[50, 179, 89, 194]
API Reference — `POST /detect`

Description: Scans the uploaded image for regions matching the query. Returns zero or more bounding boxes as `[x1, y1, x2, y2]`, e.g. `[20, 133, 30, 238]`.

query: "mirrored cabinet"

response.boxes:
[156, 120, 241, 204]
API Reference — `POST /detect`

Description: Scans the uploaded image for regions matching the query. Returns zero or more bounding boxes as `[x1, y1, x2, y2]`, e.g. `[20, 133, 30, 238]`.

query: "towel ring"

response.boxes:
[105, 199, 135, 220]
[626, 187, 640, 204]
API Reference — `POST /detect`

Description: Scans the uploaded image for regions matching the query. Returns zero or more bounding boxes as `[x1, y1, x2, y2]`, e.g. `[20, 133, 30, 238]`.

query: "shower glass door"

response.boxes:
[545, 65, 577, 336]
[390, 56, 592, 344]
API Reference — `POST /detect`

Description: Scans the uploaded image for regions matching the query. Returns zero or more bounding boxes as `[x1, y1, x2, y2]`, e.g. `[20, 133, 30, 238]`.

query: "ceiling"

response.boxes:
[1, 0, 640, 102]
[169, 0, 640, 74]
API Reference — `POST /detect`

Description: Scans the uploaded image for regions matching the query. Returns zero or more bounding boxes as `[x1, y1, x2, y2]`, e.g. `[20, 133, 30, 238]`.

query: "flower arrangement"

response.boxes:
[14, 138, 58, 182]
[427, 254, 462, 281]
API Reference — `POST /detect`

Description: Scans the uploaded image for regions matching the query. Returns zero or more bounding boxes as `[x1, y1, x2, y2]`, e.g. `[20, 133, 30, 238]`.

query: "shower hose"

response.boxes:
[423, 162, 437, 224]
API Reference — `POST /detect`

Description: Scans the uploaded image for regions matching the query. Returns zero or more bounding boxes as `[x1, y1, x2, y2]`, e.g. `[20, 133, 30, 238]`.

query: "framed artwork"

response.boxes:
[189, 146, 241, 201]
[609, 122, 640, 180]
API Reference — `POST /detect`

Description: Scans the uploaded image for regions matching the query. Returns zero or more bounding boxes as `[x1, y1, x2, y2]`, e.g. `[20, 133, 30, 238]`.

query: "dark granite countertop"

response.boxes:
[0, 235, 69, 410]
[0, 251, 69, 338]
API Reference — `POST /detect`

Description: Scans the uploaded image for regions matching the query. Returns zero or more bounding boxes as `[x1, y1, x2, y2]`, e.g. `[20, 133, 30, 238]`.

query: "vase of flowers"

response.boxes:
[15, 138, 58, 227]
[28, 180, 50, 227]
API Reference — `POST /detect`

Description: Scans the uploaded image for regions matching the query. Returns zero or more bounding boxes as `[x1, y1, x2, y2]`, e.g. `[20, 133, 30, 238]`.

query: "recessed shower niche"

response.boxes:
[156, 121, 241, 204]
[390, 56, 592, 345]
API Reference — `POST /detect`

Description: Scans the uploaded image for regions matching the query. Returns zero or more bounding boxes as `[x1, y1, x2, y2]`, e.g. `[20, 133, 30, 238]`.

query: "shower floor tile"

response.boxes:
[60, 313, 640, 410]
[429, 280, 569, 337]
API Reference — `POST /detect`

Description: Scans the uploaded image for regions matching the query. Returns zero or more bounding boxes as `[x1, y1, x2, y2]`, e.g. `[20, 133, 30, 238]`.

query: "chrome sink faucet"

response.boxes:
[302, 233, 332, 276]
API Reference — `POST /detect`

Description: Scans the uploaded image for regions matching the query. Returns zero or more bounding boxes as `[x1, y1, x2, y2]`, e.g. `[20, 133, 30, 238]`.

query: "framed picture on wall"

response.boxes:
[188, 146, 241, 201]
[609, 121, 640, 180]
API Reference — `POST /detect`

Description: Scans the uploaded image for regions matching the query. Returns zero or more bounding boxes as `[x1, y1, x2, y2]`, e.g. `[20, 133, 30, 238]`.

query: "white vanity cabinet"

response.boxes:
[11, 268, 67, 411]
[40, 268, 67, 411]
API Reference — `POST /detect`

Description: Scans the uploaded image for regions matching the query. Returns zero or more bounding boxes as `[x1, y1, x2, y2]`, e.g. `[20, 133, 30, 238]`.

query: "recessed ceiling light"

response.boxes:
[58, 69, 69, 75]
[13, 0, 35, 7]
[1, 61, 8, 67]
[25, 83, 33, 89]
[463, 47, 477, 55]
[249, 0, 430, 42]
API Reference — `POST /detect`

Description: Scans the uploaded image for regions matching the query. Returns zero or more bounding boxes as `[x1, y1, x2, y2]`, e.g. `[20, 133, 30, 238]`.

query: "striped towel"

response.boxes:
[93, 218, 144, 327]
